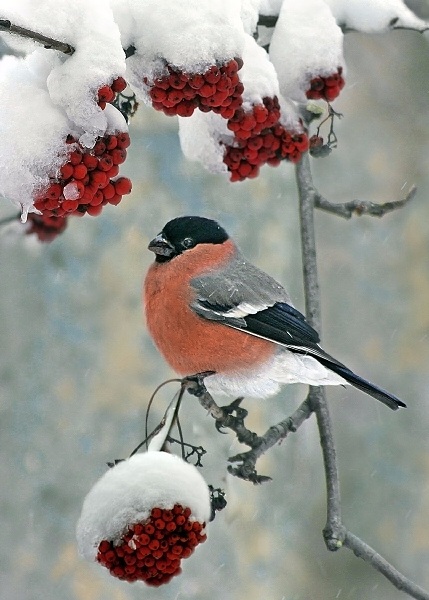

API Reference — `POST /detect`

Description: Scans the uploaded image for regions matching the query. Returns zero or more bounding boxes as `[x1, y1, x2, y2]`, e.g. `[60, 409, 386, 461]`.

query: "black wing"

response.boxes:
[192, 295, 406, 411]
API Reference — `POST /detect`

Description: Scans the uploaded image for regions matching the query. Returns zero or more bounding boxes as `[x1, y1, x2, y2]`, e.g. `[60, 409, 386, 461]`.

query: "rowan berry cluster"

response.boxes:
[306, 67, 345, 102]
[33, 132, 132, 220]
[25, 213, 69, 243]
[96, 504, 207, 586]
[147, 59, 244, 118]
[223, 97, 309, 181]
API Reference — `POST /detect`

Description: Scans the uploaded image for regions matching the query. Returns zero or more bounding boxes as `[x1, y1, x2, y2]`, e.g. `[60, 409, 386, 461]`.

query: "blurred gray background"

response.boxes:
[1, 11, 429, 600]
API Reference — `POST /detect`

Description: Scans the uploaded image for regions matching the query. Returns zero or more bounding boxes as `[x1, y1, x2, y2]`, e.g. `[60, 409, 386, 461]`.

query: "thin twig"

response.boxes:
[315, 185, 417, 219]
[0, 18, 74, 54]
[295, 152, 429, 599]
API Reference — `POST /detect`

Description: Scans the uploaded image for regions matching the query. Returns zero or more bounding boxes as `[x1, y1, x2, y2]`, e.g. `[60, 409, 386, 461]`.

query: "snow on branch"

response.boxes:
[0, 18, 74, 53]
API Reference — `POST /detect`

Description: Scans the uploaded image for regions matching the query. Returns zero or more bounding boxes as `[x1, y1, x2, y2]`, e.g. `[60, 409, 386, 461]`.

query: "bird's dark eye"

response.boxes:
[182, 237, 195, 249]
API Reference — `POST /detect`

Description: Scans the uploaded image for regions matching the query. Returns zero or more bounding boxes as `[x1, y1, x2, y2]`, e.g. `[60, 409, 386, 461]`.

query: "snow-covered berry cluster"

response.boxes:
[306, 67, 345, 102]
[147, 59, 244, 119]
[96, 504, 207, 586]
[33, 131, 132, 219]
[77, 451, 211, 588]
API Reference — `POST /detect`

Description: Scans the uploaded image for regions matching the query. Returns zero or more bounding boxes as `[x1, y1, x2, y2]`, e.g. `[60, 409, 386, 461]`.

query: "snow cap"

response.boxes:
[269, 0, 345, 103]
[76, 451, 211, 561]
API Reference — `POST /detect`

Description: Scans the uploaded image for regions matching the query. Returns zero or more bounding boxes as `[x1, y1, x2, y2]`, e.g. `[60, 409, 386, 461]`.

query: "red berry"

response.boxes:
[86, 204, 103, 216]
[116, 133, 130, 149]
[150, 87, 168, 103]
[93, 141, 106, 155]
[83, 154, 98, 170]
[45, 183, 62, 199]
[98, 86, 115, 103]
[105, 135, 118, 150]
[204, 66, 220, 84]
[109, 149, 127, 165]
[73, 164, 87, 179]
[60, 163, 74, 180]
[111, 77, 127, 93]
[114, 177, 132, 195]
[98, 156, 113, 171]
[102, 183, 115, 200]
[108, 193, 122, 205]
[188, 74, 205, 89]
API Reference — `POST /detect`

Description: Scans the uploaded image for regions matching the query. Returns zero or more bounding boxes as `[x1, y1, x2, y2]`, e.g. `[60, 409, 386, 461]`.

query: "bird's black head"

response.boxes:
[148, 216, 229, 262]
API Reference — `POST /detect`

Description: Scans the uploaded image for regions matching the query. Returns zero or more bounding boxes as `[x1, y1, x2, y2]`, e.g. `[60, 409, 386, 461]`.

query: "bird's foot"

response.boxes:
[227, 450, 272, 484]
[182, 371, 215, 397]
[215, 397, 247, 433]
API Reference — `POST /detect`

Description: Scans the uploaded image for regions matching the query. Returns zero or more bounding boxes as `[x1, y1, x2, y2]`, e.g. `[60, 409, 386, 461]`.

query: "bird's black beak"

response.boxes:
[148, 232, 176, 258]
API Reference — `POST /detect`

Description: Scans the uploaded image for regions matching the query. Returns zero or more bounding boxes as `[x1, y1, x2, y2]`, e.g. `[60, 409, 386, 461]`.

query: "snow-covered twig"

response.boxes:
[296, 152, 429, 600]
[258, 14, 429, 34]
[0, 18, 74, 54]
[0, 18, 137, 58]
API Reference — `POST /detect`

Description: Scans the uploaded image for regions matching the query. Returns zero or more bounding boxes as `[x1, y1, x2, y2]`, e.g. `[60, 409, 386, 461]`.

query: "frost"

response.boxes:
[324, 0, 428, 33]
[76, 452, 211, 561]
[269, 0, 345, 103]
[62, 182, 80, 201]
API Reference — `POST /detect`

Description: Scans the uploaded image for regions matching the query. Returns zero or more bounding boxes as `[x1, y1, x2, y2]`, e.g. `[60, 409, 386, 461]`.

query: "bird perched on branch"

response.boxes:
[144, 215, 406, 410]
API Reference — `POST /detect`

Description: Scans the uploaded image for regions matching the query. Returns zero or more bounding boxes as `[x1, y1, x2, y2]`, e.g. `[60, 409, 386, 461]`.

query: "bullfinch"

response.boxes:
[144, 216, 406, 411]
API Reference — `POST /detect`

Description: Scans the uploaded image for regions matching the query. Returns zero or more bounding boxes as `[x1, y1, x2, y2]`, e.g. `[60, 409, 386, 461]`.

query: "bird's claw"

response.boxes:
[215, 397, 247, 432]
[183, 371, 216, 397]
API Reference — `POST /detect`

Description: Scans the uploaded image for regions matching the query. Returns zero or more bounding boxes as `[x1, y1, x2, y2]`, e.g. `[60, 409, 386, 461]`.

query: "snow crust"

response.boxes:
[0, 51, 128, 218]
[269, 0, 345, 103]
[259, 0, 284, 16]
[324, 0, 428, 32]
[240, 0, 263, 34]
[121, 0, 246, 99]
[179, 112, 229, 174]
[0, 0, 125, 135]
[76, 452, 211, 561]
[0, 52, 71, 217]
[240, 34, 279, 110]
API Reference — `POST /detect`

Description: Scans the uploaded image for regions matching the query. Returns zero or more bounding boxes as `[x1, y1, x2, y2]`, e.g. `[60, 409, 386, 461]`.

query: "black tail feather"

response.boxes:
[326, 363, 406, 411]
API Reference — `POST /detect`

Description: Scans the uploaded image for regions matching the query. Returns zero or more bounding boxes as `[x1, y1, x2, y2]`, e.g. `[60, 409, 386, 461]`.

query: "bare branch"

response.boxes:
[315, 184, 417, 219]
[0, 18, 74, 54]
[296, 152, 429, 599]
[344, 532, 429, 600]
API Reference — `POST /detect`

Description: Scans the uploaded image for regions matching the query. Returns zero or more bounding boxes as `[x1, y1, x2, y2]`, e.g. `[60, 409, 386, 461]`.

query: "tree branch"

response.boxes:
[295, 152, 429, 599]
[315, 184, 417, 219]
[0, 18, 74, 54]
[184, 373, 313, 484]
